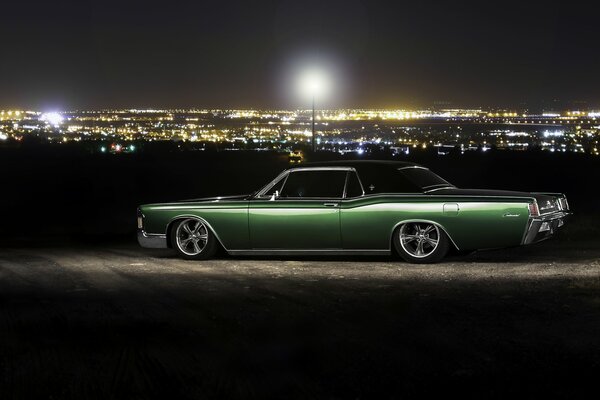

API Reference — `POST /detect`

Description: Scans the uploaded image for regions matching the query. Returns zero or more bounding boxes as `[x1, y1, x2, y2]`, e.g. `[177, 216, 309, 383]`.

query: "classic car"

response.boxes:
[137, 160, 571, 263]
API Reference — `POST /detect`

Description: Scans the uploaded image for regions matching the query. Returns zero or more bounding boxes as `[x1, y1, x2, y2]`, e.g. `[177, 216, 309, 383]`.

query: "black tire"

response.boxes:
[171, 218, 218, 260]
[393, 222, 450, 264]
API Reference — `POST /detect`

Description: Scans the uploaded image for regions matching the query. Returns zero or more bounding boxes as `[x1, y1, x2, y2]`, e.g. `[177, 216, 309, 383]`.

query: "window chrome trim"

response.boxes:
[343, 172, 350, 199]
[397, 166, 453, 191]
[254, 170, 289, 198]
[288, 166, 354, 172]
[254, 167, 354, 199]
[397, 165, 428, 170]
[342, 168, 365, 199]
[277, 167, 350, 200]
[423, 186, 456, 193]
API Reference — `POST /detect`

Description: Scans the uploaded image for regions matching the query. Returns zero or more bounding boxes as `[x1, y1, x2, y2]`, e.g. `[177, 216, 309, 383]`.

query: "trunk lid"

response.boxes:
[430, 188, 561, 214]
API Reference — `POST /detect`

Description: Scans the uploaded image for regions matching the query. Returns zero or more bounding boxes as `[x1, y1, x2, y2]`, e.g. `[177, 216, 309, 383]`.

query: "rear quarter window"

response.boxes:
[356, 165, 421, 194]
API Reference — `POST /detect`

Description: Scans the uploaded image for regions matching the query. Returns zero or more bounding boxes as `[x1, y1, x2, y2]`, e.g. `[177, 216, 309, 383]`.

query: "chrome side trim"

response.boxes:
[137, 230, 168, 249]
[165, 215, 230, 251]
[343, 193, 539, 202]
[227, 249, 390, 256]
[390, 219, 460, 251]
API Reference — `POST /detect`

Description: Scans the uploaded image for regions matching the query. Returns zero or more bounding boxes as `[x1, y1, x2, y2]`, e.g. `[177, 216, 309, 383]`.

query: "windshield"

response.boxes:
[398, 167, 453, 190]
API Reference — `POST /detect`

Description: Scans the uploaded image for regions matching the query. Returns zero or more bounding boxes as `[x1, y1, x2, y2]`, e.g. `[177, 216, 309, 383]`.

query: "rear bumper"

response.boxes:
[137, 229, 168, 248]
[522, 211, 571, 245]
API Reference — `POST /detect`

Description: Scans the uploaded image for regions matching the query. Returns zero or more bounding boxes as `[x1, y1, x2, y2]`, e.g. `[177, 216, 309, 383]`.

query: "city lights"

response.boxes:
[41, 112, 64, 127]
[0, 108, 598, 156]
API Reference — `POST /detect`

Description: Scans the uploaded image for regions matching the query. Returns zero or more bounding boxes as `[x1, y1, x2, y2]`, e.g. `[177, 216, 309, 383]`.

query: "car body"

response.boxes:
[137, 160, 571, 263]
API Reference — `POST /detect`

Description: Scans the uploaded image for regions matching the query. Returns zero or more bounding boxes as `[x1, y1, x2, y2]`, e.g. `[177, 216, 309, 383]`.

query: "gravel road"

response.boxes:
[1, 238, 599, 399]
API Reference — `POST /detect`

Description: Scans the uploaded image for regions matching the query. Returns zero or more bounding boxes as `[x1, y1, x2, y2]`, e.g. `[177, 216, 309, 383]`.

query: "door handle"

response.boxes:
[323, 202, 339, 207]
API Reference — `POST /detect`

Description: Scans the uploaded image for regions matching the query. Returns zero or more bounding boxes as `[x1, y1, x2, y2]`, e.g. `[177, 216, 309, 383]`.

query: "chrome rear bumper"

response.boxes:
[137, 229, 168, 248]
[522, 211, 571, 245]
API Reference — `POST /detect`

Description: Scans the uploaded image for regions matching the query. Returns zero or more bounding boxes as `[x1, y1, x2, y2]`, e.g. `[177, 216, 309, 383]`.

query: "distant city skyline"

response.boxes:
[1, 108, 598, 157]
[1, 0, 599, 110]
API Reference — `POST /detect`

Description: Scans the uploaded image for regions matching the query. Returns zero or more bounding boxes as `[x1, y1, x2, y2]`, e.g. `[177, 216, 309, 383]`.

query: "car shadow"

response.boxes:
[146, 238, 598, 265]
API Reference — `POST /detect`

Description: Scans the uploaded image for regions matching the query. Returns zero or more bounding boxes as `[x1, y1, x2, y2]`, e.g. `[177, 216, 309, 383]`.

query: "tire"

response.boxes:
[393, 222, 450, 264]
[171, 218, 218, 260]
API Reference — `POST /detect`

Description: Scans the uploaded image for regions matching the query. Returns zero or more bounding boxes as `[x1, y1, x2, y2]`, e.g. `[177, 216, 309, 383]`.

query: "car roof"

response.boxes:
[288, 160, 422, 170]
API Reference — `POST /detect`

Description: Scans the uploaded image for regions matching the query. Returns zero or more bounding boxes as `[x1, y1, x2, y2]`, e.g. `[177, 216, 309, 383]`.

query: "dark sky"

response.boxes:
[1, 0, 599, 110]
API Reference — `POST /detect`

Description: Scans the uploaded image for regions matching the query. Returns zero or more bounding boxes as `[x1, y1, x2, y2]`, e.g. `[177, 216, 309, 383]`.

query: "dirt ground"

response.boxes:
[1, 234, 599, 399]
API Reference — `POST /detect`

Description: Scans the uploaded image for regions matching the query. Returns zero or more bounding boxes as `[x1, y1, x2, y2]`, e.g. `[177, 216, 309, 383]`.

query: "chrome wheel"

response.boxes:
[175, 218, 208, 256]
[399, 222, 440, 258]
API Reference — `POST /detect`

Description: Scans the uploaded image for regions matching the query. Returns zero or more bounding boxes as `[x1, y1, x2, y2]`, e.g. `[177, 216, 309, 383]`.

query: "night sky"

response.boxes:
[1, 0, 599, 110]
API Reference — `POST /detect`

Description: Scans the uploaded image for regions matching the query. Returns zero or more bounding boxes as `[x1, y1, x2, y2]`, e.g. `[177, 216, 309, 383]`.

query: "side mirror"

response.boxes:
[269, 190, 280, 201]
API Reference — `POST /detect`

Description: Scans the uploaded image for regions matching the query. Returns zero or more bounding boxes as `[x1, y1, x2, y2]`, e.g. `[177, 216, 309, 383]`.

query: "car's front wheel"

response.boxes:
[393, 222, 450, 263]
[171, 218, 218, 260]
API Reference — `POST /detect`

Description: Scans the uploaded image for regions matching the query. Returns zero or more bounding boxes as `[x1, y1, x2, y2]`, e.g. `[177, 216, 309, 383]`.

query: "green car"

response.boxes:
[137, 160, 571, 263]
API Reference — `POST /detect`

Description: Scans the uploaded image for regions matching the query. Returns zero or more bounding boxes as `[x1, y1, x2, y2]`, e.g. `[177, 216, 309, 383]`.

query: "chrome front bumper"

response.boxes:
[137, 229, 168, 248]
[522, 211, 571, 245]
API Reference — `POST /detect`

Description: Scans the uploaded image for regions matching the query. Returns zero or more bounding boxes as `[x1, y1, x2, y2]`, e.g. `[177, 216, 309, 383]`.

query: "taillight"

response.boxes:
[528, 202, 539, 217]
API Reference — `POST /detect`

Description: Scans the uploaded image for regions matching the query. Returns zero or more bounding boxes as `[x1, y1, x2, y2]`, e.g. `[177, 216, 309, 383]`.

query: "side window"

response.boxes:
[345, 171, 364, 198]
[280, 170, 346, 198]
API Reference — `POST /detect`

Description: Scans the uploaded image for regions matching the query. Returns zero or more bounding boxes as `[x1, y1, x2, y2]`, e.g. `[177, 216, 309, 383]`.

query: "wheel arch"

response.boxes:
[389, 219, 460, 254]
[165, 215, 227, 251]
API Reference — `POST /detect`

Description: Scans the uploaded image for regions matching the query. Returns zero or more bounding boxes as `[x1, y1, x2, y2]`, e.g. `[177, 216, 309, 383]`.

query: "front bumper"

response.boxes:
[137, 229, 168, 248]
[522, 211, 571, 245]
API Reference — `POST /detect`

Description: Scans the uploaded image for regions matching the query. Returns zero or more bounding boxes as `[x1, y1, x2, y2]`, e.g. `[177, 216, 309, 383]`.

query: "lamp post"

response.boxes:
[312, 95, 316, 152]
[298, 67, 329, 153]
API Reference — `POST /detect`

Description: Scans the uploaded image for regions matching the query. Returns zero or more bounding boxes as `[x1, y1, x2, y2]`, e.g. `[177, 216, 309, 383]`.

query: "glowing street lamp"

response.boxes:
[298, 68, 329, 152]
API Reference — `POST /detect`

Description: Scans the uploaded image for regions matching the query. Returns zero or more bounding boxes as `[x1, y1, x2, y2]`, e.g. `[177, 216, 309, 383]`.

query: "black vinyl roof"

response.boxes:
[289, 160, 422, 170]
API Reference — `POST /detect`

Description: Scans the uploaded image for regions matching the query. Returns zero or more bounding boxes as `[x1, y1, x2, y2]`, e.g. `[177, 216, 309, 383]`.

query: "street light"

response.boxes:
[298, 68, 329, 152]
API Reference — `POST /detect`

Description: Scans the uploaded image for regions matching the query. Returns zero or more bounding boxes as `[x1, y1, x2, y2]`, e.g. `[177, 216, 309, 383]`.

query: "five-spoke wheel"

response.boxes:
[171, 218, 217, 260]
[394, 222, 449, 263]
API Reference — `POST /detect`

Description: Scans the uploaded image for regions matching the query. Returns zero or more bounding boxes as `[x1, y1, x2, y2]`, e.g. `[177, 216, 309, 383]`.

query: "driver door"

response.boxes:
[249, 169, 348, 249]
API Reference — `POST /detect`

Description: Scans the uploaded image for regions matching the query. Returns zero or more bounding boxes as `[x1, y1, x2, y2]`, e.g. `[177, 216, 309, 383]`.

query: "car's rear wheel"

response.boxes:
[393, 222, 450, 263]
[171, 218, 217, 260]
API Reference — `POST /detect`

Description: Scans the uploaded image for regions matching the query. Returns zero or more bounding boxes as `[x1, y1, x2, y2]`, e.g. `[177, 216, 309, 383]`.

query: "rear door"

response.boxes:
[249, 168, 348, 249]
